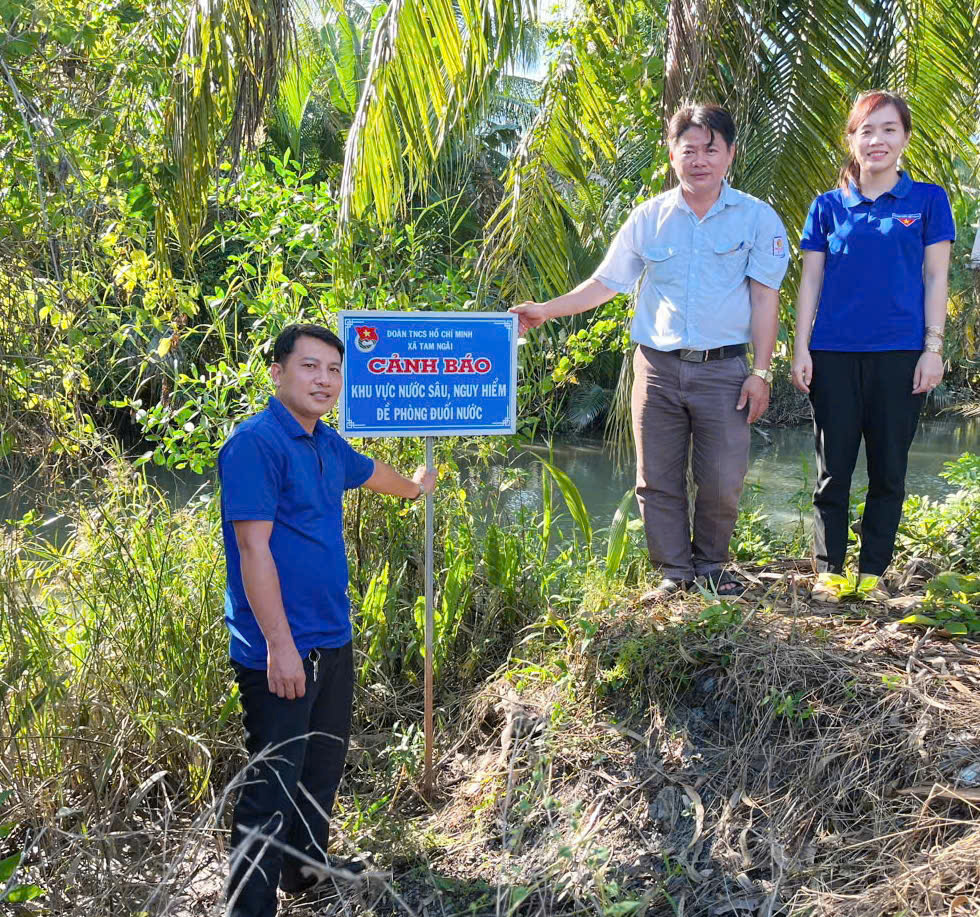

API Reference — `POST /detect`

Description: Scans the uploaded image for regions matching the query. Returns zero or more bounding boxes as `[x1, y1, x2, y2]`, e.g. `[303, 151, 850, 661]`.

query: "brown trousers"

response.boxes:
[631, 345, 751, 582]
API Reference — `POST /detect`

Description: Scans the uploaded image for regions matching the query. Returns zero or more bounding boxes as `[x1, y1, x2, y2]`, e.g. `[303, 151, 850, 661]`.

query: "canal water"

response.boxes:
[3, 418, 979, 537]
[481, 416, 980, 533]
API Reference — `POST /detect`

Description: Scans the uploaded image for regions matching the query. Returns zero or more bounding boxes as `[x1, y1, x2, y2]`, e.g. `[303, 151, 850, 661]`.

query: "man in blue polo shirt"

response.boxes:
[220, 323, 436, 916]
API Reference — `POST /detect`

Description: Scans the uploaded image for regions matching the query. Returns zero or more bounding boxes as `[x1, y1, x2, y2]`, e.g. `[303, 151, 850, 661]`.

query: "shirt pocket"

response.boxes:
[641, 245, 684, 287]
[709, 234, 752, 294]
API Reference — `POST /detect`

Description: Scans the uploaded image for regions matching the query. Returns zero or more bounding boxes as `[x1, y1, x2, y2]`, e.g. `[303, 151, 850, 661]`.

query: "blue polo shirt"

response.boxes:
[218, 396, 375, 669]
[800, 172, 955, 352]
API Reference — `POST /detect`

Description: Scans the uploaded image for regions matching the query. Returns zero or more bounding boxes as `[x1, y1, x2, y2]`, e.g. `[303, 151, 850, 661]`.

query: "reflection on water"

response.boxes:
[745, 416, 980, 529]
[473, 416, 980, 534]
[3, 417, 979, 538]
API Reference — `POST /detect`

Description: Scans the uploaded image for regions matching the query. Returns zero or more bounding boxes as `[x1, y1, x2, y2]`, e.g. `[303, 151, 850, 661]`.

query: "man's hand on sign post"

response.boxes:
[509, 302, 549, 335]
[267, 640, 306, 699]
[736, 373, 770, 424]
[413, 464, 438, 497]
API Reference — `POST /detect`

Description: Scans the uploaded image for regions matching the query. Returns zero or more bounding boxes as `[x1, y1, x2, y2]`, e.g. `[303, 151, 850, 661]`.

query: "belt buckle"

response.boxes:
[678, 348, 708, 363]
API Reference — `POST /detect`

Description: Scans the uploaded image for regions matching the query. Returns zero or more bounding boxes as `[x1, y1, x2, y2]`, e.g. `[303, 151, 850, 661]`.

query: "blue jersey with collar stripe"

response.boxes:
[800, 172, 955, 352]
[218, 395, 375, 669]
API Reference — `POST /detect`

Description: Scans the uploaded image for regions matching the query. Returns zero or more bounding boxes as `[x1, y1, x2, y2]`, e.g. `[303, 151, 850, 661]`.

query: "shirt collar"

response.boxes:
[267, 395, 322, 439]
[672, 179, 736, 218]
[844, 170, 912, 208]
[890, 171, 912, 198]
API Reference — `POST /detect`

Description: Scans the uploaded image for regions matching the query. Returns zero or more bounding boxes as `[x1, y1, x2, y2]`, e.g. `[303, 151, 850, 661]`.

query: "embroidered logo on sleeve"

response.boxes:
[772, 236, 786, 257]
[895, 213, 921, 227]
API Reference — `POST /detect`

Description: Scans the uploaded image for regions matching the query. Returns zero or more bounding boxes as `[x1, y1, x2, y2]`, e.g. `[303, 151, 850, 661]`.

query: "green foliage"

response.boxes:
[0, 790, 44, 904]
[897, 453, 980, 572]
[598, 637, 649, 693]
[482, 1, 665, 300]
[605, 489, 636, 579]
[540, 458, 593, 555]
[900, 572, 980, 635]
[696, 599, 742, 634]
[730, 500, 791, 565]
[766, 689, 815, 724]
[0, 441, 637, 843]
[1, 470, 229, 797]
[816, 572, 880, 601]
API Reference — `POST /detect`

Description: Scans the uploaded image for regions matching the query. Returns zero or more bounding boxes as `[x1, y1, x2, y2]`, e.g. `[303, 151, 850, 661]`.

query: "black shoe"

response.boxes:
[700, 569, 748, 598]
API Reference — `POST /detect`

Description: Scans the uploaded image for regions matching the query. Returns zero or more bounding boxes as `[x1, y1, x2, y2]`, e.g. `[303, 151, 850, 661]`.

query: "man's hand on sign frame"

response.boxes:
[509, 302, 548, 335]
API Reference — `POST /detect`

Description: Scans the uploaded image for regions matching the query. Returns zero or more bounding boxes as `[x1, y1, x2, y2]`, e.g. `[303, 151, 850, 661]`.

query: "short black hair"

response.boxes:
[668, 103, 736, 149]
[273, 323, 345, 364]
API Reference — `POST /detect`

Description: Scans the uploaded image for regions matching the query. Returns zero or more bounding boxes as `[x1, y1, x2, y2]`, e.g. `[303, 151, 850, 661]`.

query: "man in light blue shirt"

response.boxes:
[512, 103, 789, 597]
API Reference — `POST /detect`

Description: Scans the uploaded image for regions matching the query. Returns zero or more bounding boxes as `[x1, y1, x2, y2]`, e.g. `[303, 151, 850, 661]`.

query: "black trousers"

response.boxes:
[809, 351, 923, 576]
[226, 642, 353, 917]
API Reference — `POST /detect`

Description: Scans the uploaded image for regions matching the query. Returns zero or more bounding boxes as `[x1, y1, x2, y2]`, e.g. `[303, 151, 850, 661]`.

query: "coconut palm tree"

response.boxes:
[481, 0, 980, 301]
[163, 0, 979, 288]
[161, 0, 537, 251]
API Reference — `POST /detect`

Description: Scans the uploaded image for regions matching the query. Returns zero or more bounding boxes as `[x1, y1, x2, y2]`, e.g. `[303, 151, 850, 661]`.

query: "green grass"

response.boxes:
[3, 448, 980, 913]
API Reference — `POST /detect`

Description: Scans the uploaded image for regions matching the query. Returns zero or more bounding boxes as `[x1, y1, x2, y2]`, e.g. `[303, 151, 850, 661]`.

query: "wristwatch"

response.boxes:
[750, 367, 773, 384]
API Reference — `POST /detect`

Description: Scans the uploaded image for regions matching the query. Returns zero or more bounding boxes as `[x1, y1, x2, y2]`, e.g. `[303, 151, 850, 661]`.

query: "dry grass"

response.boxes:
[5, 569, 980, 916]
[374, 573, 980, 916]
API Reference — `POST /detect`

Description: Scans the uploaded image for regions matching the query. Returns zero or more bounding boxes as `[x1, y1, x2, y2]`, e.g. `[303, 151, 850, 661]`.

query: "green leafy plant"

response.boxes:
[539, 458, 593, 556]
[605, 489, 635, 579]
[697, 599, 742, 633]
[900, 571, 980, 635]
[897, 454, 980, 572]
[816, 572, 879, 601]
[0, 791, 44, 904]
[766, 690, 815, 723]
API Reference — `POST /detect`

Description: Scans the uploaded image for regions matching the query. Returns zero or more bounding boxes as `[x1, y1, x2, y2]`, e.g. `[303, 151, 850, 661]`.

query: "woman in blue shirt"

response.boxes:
[791, 90, 955, 602]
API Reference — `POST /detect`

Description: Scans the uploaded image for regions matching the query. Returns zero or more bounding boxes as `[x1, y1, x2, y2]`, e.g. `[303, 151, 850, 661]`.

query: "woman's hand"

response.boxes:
[791, 349, 813, 394]
[912, 351, 944, 394]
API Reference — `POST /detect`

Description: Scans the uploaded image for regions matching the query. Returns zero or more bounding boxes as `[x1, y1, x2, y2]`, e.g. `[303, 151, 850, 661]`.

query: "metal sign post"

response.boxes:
[337, 311, 518, 799]
[423, 435, 435, 796]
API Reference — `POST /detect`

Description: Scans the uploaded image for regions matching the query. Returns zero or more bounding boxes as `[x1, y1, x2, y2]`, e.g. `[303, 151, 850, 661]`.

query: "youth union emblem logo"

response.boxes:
[354, 326, 379, 353]
[895, 213, 921, 227]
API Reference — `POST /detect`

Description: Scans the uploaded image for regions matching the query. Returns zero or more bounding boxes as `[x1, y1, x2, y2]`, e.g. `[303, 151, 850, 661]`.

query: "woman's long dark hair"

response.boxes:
[839, 90, 912, 192]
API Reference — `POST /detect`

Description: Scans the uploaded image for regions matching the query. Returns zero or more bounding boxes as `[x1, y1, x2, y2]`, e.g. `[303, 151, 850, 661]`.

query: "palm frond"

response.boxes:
[566, 382, 614, 432]
[478, 0, 649, 301]
[268, 22, 329, 160]
[320, 0, 375, 117]
[338, 0, 538, 224]
[162, 0, 294, 253]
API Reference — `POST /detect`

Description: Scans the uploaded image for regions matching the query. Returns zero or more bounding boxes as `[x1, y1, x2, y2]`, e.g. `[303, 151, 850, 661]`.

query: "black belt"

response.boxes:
[670, 344, 747, 363]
